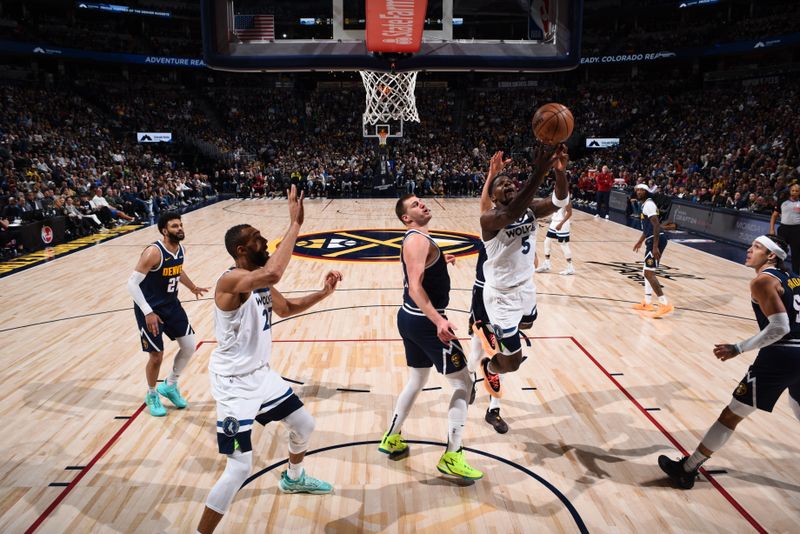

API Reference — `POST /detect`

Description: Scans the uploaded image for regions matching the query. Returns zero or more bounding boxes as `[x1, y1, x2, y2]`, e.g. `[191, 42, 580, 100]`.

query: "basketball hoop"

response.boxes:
[378, 130, 389, 147]
[360, 70, 420, 126]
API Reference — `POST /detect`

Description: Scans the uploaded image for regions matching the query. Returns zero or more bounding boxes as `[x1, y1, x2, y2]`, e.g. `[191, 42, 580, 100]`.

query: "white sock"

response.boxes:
[287, 460, 303, 480]
[643, 278, 653, 304]
[684, 450, 709, 472]
[386, 367, 430, 435]
[147, 386, 156, 395]
[543, 237, 552, 257]
[446, 369, 471, 452]
[659, 295, 668, 305]
[489, 396, 501, 410]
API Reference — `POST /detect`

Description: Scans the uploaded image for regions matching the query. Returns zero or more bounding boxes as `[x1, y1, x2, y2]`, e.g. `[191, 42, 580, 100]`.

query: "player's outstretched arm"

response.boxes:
[532, 145, 570, 219]
[218, 186, 305, 295]
[270, 271, 343, 317]
[481, 145, 559, 233]
[179, 271, 209, 299]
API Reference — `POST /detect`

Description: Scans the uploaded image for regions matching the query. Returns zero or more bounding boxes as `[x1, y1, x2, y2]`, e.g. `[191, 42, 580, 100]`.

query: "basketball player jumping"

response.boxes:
[659, 234, 800, 488]
[127, 211, 209, 417]
[197, 186, 343, 533]
[378, 193, 482, 480]
[477, 144, 569, 398]
[631, 183, 673, 317]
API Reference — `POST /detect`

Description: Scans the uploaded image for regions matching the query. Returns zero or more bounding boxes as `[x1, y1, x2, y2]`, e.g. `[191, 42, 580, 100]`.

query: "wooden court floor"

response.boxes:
[1, 198, 798, 533]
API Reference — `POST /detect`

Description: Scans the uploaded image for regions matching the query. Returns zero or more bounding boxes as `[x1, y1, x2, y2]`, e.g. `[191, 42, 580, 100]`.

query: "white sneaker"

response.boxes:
[604, 215, 609, 219]
[594, 214, 599, 218]
[560, 265, 575, 275]
[535, 262, 551, 273]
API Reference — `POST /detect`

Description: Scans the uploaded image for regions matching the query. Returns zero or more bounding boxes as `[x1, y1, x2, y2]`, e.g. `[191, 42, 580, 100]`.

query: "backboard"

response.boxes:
[201, 0, 583, 72]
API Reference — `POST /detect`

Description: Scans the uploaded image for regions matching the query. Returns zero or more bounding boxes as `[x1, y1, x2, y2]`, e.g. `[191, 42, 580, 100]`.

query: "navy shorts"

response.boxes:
[545, 229, 570, 243]
[644, 234, 668, 271]
[732, 345, 800, 412]
[134, 300, 194, 353]
[397, 308, 466, 375]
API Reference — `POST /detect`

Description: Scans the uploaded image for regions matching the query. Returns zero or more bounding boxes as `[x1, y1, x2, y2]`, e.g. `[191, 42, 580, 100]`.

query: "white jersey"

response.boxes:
[548, 206, 570, 234]
[483, 207, 537, 290]
[209, 272, 273, 376]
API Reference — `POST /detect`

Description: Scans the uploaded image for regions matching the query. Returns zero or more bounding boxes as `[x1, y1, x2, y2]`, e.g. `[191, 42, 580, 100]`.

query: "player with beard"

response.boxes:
[127, 211, 209, 417]
[198, 186, 343, 533]
[477, 144, 568, 398]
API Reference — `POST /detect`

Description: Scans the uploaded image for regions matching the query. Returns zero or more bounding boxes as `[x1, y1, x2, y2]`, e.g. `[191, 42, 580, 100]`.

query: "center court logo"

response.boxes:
[289, 229, 482, 262]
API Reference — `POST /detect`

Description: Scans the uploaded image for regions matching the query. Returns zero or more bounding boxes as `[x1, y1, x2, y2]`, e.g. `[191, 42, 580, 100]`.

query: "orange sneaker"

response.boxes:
[632, 300, 655, 311]
[653, 303, 675, 318]
[480, 358, 503, 398]
[473, 320, 500, 356]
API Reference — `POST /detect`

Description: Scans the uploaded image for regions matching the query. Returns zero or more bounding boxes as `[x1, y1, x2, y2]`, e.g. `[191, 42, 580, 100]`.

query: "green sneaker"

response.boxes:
[157, 381, 187, 409]
[145, 391, 167, 417]
[278, 469, 333, 494]
[437, 448, 483, 480]
[378, 432, 409, 460]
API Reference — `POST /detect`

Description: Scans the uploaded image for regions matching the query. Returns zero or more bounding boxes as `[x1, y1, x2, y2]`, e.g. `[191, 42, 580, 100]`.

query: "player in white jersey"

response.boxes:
[536, 201, 575, 275]
[476, 145, 569, 398]
[198, 186, 343, 534]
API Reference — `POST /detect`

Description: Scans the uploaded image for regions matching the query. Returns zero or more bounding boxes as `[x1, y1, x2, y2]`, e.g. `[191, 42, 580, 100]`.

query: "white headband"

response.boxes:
[755, 235, 787, 260]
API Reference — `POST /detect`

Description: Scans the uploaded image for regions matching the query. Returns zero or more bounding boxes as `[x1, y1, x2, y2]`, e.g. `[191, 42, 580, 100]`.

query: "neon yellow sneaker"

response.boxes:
[378, 432, 409, 460]
[437, 448, 483, 480]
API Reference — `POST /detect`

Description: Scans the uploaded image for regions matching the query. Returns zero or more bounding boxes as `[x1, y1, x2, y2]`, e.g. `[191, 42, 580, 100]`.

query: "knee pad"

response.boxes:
[284, 408, 315, 454]
[727, 397, 757, 418]
[205, 451, 252, 514]
[176, 332, 197, 354]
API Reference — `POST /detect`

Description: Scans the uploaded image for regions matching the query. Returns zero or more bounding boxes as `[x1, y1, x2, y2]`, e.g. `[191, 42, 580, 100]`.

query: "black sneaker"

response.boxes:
[658, 455, 698, 489]
[485, 408, 508, 434]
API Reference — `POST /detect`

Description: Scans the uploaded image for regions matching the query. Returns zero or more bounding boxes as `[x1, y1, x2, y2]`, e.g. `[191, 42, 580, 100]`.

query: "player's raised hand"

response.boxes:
[713, 343, 739, 361]
[553, 144, 569, 173]
[287, 184, 305, 226]
[531, 144, 558, 176]
[322, 270, 343, 294]
[488, 151, 512, 179]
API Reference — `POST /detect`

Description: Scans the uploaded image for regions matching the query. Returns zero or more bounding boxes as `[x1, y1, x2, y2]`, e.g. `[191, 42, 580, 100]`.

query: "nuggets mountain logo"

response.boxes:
[286, 229, 482, 262]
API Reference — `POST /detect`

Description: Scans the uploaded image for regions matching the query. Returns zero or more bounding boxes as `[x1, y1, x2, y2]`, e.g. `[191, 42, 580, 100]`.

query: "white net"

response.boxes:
[360, 70, 420, 125]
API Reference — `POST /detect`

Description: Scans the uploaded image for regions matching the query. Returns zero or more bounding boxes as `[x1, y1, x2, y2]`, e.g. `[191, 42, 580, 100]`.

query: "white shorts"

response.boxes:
[483, 281, 537, 354]
[210, 366, 299, 454]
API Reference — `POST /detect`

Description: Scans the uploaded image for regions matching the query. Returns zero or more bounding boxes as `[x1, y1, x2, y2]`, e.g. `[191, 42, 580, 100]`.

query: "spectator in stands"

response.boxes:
[91, 187, 135, 223]
[595, 166, 614, 219]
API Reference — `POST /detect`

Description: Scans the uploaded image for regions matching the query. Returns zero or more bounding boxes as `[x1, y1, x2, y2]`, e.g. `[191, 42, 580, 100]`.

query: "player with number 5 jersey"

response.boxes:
[127, 211, 209, 417]
[477, 144, 569, 398]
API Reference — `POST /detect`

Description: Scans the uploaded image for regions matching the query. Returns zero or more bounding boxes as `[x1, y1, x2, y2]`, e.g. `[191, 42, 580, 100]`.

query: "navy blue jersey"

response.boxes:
[754, 268, 800, 342]
[474, 242, 487, 287]
[400, 229, 450, 311]
[140, 241, 184, 309]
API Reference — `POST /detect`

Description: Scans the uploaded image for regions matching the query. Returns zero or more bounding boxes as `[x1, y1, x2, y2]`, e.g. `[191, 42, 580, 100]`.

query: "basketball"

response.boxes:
[532, 103, 574, 145]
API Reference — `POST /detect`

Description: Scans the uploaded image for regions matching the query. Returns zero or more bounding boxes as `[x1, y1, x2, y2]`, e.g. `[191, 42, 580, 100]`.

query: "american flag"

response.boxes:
[234, 14, 275, 41]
